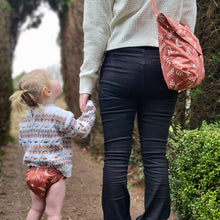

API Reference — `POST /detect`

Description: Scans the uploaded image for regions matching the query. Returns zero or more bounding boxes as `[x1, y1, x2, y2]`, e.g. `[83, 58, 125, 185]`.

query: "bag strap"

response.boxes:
[150, 0, 159, 17]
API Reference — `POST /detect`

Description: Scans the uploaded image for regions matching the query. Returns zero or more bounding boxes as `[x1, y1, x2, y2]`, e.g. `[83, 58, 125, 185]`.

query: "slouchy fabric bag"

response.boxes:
[151, 0, 205, 91]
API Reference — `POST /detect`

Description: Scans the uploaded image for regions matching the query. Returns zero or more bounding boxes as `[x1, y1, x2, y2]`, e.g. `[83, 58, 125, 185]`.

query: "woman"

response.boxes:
[79, 1, 197, 219]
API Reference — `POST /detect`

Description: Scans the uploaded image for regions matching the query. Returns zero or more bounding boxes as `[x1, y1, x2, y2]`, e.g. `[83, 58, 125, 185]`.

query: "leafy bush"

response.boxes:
[128, 148, 144, 184]
[167, 122, 220, 220]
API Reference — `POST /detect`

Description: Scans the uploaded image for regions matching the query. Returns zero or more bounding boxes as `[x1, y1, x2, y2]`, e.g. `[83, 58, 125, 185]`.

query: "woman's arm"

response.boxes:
[180, 0, 197, 32]
[64, 100, 96, 138]
[79, 0, 114, 95]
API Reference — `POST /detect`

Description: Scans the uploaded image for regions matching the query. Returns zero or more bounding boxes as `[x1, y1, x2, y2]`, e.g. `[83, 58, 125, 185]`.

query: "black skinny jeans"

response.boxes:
[98, 47, 178, 220]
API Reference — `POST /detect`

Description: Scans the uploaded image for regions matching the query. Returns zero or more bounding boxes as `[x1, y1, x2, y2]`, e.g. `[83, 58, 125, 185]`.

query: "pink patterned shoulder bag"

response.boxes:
[151, 0, 205, 91]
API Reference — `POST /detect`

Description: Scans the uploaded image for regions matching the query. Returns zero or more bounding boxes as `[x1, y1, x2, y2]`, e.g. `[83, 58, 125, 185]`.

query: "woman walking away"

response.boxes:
[79, 1, 197, 219]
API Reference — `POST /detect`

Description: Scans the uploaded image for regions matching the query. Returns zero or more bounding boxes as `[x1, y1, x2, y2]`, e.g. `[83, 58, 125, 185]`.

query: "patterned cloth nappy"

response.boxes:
[25, 167, 64, 198]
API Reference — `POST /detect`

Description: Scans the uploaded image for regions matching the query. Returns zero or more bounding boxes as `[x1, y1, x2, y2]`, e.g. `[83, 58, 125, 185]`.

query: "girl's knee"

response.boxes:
[27, 207, 45, 220]
[45, 204, 62, 217]
[45, 209, 61, 219]
[32, 206, 45, 214]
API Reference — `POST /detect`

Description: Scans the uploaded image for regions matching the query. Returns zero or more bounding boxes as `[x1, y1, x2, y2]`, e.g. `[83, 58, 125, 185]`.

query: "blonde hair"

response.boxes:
[10, 69, 51, 112]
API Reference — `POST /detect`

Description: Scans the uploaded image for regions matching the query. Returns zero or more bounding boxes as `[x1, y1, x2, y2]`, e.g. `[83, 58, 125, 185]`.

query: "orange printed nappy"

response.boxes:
[25, 167, 64, 198]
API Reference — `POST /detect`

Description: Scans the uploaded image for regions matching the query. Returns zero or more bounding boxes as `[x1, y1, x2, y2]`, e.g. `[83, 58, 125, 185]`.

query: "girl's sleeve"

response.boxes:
[180, 0, 197, 33]
[63, 100, 96, 138]
[79, 0, 114, 94]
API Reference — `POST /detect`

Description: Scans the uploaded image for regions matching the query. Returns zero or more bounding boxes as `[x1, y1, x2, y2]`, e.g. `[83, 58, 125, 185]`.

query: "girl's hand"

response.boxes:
[79, 93, 90, 113]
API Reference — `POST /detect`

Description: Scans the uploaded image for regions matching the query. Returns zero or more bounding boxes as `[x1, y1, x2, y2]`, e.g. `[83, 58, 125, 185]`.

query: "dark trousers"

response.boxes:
[98, 47, 178, 220]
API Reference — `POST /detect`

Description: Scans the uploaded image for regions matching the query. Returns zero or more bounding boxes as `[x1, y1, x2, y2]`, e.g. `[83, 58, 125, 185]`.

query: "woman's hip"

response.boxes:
[99, 47, 177, 98]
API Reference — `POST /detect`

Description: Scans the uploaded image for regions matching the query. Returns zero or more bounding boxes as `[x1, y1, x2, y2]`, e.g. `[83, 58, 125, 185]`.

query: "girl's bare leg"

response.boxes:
[27, 191, 46, 220]
[45, 178, 66, 220]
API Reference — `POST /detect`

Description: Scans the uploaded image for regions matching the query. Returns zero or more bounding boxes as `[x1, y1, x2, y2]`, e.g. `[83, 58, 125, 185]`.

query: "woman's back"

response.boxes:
[84, 0, 197, 51]
[80, 0, 197, 94]
[80, 0, 196, 94]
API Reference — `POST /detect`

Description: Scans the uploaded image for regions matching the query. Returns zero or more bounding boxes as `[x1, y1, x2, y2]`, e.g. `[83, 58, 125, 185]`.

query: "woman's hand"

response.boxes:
[79, 93, 90, 113]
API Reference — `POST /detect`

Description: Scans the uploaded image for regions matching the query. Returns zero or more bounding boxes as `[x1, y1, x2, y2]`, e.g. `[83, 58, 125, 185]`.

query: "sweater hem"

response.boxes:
[106, 41, 159, 52]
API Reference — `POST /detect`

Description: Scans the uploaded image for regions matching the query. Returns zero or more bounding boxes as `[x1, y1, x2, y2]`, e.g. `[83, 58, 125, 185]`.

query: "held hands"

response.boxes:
[79, 93, 91, 113]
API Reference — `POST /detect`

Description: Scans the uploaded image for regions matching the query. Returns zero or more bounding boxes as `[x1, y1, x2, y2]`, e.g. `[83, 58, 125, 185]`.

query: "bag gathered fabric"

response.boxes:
[151, 0, 205, 91]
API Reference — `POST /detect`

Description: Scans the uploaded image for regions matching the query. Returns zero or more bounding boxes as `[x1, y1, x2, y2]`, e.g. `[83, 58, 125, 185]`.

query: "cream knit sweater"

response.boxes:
[79, 0, 197, 94]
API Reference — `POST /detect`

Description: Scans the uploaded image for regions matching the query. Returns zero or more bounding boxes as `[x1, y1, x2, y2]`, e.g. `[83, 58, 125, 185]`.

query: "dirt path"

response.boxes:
[0, 139, 177, 220]
[0, 138, 146, 220]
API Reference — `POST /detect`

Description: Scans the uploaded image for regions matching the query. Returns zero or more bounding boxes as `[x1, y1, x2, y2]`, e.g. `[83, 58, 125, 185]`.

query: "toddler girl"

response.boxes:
[9, 69, 96, 220]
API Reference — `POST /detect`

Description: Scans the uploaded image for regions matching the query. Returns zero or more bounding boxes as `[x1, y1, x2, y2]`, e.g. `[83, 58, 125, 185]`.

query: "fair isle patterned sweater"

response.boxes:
[19, 100, 96, 178]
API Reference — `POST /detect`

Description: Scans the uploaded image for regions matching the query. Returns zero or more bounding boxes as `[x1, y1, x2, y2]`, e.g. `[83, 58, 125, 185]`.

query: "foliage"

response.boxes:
[0, 149, 5, 171]
[167, 122, 220, 220]
[6, 0, 42, 50]
[47, 0, 72, 17]
[173, 0, 220, 129]
[6, 0, 71, 50]
[128, 148, 144, 184]
[188, 0, 220, 128]
[0, 0, 13, 146]
[12, 71, 26, 90]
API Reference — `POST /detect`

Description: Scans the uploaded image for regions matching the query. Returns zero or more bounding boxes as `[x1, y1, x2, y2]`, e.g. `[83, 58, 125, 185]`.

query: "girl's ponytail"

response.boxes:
[9, 89, 39, 112]
[9, 90, 27, 112]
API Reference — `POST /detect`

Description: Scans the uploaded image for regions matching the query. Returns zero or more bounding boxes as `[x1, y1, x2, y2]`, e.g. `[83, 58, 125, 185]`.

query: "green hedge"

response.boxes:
[167, 122, 220, 220]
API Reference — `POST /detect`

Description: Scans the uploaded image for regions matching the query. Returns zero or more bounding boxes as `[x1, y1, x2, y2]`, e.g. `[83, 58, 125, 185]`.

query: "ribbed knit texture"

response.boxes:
[19, 100, 96, 177]
[79, 0, 197, 94]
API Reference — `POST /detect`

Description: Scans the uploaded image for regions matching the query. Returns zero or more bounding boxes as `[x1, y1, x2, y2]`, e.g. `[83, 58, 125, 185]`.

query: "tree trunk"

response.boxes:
[60, 0, 104, 151]
[60, 0, 83, 118]
[60, 0, 105, 152]
[188, 0, 220, 129]
[0, 0, 13, 146]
